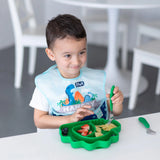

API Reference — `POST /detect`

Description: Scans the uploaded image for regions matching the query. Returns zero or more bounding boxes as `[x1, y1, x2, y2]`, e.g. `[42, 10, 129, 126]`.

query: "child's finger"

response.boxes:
[106, 93, 110, 98]
[76, 111, 92, 119]
[113, 86, 119, 94]
[76, 110, 93, 120]
[77, 106, 94, 115]
[113, 100, 123, 105]
[111, 91, 121, 100]
[81, 105, 92, 109]
[112, 96, 123, 104]
[112, 92, 123, 104]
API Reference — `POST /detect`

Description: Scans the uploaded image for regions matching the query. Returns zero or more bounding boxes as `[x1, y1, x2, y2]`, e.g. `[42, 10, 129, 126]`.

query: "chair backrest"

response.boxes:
[8, 0, 36, 40]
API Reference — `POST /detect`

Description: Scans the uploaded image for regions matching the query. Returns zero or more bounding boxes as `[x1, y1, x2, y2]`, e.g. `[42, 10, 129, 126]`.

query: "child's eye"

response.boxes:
[79, 51, 86, 55]
[64, 54, 71, 58]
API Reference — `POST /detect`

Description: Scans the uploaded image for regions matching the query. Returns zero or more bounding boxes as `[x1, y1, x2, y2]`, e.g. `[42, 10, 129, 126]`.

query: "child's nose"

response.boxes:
[73, 56, 80, 65]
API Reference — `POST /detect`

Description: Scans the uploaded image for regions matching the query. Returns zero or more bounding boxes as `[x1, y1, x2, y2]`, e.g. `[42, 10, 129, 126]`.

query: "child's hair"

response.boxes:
[46, 14, 87, 49]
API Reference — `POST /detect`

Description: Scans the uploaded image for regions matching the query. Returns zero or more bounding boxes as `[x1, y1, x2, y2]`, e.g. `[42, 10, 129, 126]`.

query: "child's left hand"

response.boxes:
[106, 86, 123, 115]
[106, 86, 123, 105]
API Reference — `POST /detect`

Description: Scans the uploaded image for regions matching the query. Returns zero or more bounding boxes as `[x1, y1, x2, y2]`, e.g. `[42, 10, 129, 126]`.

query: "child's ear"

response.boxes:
[45, 48, 55, 61]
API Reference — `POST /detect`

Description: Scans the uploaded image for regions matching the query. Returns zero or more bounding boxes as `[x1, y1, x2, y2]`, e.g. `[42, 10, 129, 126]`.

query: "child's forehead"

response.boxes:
[59, 36, 86, 42]
[53, 36, 86, 49]
[51, 37, 86, 55]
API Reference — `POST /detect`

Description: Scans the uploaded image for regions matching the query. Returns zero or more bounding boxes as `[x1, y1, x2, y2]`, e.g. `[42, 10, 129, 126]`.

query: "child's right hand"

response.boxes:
[70, 105, 94, 122]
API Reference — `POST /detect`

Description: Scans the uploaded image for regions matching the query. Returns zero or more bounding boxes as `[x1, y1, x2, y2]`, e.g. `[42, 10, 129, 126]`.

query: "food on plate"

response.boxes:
[95, 123, 117, 137]
[77, 124, 92, 136]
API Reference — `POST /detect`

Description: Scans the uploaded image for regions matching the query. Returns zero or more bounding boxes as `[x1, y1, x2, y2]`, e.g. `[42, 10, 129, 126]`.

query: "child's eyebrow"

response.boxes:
[62, 52, 70, 54]
[80, 48, 87, 51]
[62, 48, 87, 54]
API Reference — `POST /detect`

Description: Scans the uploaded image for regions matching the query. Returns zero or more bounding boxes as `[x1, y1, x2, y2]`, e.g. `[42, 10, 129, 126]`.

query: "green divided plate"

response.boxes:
[59, 118, 121, 150]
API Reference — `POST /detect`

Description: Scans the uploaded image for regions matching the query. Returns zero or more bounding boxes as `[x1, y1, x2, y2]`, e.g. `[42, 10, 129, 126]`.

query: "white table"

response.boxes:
[53, 0, 160, 97]
[0, 112, 160, 160]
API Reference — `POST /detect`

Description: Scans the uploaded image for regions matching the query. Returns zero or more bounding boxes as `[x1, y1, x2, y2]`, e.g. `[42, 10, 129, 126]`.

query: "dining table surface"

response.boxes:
[53, 0, 160, 9]
[0, 112, 160, 160]
[53, 0, 160, 98]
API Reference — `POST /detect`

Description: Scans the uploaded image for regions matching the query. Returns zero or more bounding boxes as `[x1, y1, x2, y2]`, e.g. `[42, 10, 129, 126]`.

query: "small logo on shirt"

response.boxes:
[75, 81, 84, 88]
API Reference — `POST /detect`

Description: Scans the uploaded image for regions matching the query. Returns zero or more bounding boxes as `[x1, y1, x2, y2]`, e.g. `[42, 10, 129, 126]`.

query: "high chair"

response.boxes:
[8, 0, 46, 88]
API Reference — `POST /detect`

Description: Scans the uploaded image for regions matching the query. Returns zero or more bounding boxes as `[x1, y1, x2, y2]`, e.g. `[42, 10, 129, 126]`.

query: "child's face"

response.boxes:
[47, 36, 87, 79]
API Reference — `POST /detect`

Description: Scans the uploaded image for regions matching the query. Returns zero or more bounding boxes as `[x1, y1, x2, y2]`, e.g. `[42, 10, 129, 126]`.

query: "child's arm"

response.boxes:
[106, 86, 123, 116]
[34, 105, 94, 129]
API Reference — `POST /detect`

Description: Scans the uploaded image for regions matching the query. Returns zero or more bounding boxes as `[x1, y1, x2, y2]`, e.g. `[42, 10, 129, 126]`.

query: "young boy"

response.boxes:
[29, 14, 123, 129]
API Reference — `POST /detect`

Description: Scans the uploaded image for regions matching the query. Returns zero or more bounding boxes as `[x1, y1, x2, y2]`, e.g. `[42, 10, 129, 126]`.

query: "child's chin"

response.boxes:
[70, 71, 80, 77]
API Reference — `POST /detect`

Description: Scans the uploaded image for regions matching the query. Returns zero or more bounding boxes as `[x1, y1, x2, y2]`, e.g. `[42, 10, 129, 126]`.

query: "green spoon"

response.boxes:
[138, 117, 156, 135]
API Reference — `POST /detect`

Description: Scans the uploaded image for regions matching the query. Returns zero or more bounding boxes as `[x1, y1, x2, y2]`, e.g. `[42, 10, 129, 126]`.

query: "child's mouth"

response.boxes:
[71, 66, 80, 69]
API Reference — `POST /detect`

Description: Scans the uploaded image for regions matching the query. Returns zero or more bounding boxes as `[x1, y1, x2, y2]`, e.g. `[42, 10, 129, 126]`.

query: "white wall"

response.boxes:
[45, 1, 81, 23]
[45, 2, 160, 51]
[1, 0, 160, 51]
[0, 0, 45, 50]
[0, 0, 13, 49]
[126, 9, 160, 50]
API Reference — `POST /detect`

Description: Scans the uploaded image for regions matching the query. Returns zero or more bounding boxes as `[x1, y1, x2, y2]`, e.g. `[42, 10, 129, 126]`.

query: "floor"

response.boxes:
[0, 45, 160, 138]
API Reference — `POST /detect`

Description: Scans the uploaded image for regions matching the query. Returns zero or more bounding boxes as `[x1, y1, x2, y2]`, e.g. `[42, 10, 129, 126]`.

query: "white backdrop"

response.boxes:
[1, 0, 160, 50]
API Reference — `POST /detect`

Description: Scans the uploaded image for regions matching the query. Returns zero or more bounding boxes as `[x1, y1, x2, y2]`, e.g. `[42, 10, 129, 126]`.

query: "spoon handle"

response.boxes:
[110, 85, 115, 112]
[138, 117, 150, 128]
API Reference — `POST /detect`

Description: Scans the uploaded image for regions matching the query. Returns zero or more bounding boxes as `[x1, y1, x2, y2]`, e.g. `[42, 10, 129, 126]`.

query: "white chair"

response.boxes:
[8, 0, 46, 88]
[136, 22, 160, 46]
[81, 8, 128, 69]
[128, 21, 160, 110]
[128, 40, 160, 110]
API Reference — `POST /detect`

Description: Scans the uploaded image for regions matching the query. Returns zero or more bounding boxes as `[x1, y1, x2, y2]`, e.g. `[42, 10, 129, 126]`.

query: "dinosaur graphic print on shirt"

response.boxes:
[35, 65, 109, 120]
[55, 82, 107, 120]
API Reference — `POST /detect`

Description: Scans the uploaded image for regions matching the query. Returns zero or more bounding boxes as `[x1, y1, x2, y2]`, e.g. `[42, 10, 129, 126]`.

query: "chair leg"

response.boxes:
[136, 27, 142, 46]
[128, 53, 142, 110]
[121, 27, 128, 70]
[28, 47, 37, 75]
[155, 68, 160, 95]
[14, 44, 24, 88]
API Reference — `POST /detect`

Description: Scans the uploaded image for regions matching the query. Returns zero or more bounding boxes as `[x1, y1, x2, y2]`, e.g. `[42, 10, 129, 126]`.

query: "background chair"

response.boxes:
[128, 40, 160, 110]
[81, 8, 128, 69]
[8, 0, 46, 88]
[136, 21, 160, 46]
[128, 22, 160, 110]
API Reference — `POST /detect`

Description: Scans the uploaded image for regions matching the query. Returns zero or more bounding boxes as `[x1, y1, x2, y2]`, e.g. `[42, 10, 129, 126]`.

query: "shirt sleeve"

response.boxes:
[29, 87, 49, 112]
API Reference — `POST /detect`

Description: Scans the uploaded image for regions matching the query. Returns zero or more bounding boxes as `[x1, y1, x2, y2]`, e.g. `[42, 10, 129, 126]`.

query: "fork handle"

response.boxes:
[138, 117, 150, 128]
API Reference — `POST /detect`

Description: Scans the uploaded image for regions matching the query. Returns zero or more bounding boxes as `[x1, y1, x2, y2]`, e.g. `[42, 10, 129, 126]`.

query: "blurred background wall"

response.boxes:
[1, 0, 160, 50]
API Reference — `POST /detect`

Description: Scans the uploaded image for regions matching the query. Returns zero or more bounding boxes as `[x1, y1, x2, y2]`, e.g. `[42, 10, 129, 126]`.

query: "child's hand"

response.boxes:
[106, 86, 123, 105]
[70, 105, 94, 122]
[106, 86, 123, 115]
